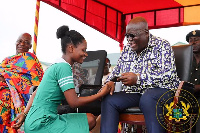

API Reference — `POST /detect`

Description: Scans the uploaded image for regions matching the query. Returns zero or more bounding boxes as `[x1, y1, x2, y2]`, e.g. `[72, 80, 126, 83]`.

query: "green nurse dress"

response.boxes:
[24, 62, 89, 133]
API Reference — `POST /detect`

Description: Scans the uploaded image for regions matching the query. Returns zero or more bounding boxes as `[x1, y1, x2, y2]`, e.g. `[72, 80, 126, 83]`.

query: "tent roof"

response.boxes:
[40, 0, 200, 44]
[95, 0, 182, 13]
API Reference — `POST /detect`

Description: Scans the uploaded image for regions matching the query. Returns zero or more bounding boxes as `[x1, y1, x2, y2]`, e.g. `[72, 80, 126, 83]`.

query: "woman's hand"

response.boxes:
[118, 72, 137, 86]
[99, 81, 114, 96]
[12, 113, 26, 130]
[101, 81, 115, 95]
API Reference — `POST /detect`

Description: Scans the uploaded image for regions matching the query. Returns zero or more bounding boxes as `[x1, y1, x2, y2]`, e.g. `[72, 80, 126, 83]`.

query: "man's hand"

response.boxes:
[194, 85, 200, 93]
[118, 72, 137, 86]
[12, 113, 26, 130]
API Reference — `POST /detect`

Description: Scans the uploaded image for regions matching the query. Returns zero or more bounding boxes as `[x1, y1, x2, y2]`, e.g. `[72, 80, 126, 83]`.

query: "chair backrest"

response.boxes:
[72, 50, 107, 93]
[58, 50, 107, 115]
[172, 45, 193, 81]
[80, 50, 107, 85]
[75, 50, 107, 115]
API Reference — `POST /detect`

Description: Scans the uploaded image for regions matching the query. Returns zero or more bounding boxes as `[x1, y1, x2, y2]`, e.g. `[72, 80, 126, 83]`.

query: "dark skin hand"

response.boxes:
[12, 89, 37, 130]
[106, 72, 137, 95]
[194, 85, 200, 93]
[105, 81, 115, 95]
[118, 72, 137, 86]
[106, 72, 138, 95]
[12, 113, 26, 130]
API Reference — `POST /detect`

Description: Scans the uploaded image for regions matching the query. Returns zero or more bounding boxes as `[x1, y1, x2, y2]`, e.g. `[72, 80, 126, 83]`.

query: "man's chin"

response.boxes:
[17, 49, 29, 54]
[16, 50, 21, 54]
[131, 47, 137, 51]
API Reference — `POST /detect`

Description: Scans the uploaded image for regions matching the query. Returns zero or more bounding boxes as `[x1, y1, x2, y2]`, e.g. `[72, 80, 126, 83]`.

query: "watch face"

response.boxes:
[110, 76, 120, 82]
[136, 75, 140, 85]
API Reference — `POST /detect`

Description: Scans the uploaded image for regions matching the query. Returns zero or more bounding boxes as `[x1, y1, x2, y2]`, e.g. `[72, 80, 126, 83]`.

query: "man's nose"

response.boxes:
[127, 37, 134, 42]
[190, 40, 197, 45]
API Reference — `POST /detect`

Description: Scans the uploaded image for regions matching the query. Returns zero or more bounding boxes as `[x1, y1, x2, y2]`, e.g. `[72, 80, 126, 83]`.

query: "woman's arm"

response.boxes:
[12, 89, 37, 130]
[64, 84, 111, 108]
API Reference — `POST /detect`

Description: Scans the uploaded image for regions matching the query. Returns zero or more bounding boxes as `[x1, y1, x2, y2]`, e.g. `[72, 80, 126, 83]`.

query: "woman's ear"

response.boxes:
[67, 44, 74, 53]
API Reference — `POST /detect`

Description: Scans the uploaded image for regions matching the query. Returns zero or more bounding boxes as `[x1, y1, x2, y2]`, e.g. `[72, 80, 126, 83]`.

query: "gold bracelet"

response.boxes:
[23, 112, 27, 117]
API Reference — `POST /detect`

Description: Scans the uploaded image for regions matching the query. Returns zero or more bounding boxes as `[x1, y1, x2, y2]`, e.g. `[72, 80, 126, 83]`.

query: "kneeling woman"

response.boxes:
[12, 25, 111, 133]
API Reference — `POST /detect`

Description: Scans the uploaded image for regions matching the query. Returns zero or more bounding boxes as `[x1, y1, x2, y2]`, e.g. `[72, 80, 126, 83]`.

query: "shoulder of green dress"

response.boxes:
[45, 62, 71, 72]
[55, 62, 71, 69]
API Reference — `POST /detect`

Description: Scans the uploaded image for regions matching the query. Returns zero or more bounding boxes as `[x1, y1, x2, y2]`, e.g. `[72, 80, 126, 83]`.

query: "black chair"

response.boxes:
[80, 50, 107, 86]
[172, 45, 193, 81]
[76, 50, 107, 115]
[57, 50, 107, 115]
[119, 45, 194, 131]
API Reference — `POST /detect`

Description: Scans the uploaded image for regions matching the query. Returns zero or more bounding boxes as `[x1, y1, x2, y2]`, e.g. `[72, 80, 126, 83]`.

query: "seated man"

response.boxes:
[186, 30, 200, 133]
[102, 58, 111, 85]
[0, 33, 44, 132]
[100, 16, 180, 133]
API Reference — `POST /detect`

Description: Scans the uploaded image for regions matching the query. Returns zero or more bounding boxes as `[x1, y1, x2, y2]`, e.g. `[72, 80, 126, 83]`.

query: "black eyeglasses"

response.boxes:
[125, 29, 148, 39]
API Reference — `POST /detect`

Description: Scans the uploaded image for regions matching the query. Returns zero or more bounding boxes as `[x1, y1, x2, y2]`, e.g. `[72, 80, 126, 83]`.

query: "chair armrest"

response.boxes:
[174, 81, 184, 103]
[122, 107, 143, 114]
[174, 81, 195, 104]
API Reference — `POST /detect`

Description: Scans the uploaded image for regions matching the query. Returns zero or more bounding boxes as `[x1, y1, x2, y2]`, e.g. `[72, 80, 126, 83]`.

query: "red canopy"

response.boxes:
[39, 0, 200, 45]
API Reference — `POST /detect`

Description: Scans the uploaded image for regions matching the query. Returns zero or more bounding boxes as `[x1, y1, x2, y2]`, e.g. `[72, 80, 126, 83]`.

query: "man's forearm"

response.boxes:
[194, 85, 200, 92]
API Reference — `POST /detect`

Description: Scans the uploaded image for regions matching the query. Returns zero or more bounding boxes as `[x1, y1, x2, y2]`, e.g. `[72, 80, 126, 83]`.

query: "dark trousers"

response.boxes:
[100, 88, 170, 133]
[192, 96, 200, 133]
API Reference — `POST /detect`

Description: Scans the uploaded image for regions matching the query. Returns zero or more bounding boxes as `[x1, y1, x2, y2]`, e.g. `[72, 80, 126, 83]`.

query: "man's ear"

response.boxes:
[29, 44, 32, 49]
[145, 30, 149, 37]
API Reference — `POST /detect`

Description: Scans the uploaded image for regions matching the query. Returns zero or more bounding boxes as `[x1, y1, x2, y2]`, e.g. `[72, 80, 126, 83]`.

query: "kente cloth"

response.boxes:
[0, 52, 44, 133]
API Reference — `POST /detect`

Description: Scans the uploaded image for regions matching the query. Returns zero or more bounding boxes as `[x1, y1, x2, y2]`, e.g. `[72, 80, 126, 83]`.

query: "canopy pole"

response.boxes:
[119, 32, 125, 52]
[33, 0, 40, 55]
[119, 17, 126, 52]
[119, 42, 124, 52]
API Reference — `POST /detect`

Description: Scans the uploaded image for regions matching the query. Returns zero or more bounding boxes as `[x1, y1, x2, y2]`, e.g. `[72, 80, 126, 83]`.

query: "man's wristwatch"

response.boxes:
[136, 74, 141, 85]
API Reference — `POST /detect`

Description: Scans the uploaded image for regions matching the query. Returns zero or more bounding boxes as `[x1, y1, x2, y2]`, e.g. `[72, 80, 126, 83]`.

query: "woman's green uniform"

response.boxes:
[24, 62, 89, 133]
